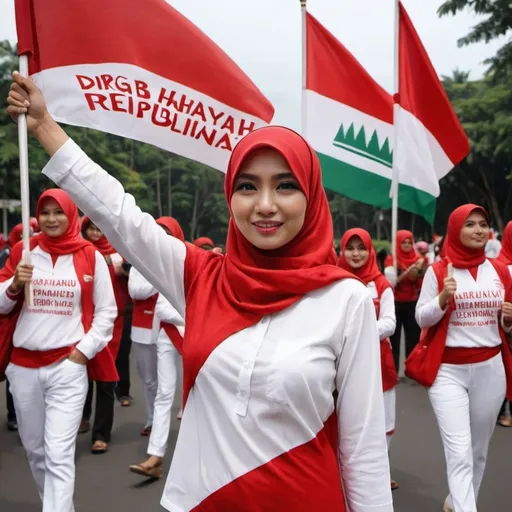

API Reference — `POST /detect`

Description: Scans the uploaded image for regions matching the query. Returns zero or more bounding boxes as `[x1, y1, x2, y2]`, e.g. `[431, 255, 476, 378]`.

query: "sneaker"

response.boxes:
[177, 409, 183, 420]
[7, 419, 18, 432]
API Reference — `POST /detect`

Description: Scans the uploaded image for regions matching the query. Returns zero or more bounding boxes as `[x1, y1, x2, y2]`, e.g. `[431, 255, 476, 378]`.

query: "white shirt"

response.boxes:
[367, 283, 396, 341]
[128, 266, 160, 344]
[0, 246, 116, 359]
[416, 262, 507, 348]
[156, 294, 184, 337]
[43, 139, 393, 512]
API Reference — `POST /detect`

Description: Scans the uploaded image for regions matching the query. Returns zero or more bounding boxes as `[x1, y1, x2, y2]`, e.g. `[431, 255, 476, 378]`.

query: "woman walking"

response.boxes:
[339, 228, 399, 490]
[0, 188, 117, 512]
[386, 230, 423, 371]
[7, 74, 393, 511]
[80, 217, 129, 452]
[414, 204, 512, 512]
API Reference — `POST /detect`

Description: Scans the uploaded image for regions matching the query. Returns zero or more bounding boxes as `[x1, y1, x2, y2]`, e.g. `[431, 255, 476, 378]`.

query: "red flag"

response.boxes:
[395, 2, 470, 199]
[15, 0, 274, 172]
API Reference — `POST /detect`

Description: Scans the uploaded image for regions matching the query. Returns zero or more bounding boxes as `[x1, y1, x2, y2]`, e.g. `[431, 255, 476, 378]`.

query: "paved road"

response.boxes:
[1, 377, 511, 511]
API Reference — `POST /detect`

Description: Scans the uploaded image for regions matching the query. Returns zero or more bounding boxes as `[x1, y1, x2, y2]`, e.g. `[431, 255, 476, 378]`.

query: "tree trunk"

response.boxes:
[167, 158, 172, 217]
[156, 168, 162, 218]
[190, 186, 200, 240]
[477, 167, 503, 231]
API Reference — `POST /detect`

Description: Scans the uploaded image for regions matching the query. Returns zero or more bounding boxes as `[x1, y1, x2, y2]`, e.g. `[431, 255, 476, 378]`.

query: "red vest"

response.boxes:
[0, 239, 118, 382]
[373, 276, 399, 392]
[132, 294, 158, 330]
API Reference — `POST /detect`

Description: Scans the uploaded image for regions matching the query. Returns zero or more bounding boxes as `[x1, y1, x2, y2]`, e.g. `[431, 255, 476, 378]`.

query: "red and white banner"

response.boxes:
[15, 0, 275, 172]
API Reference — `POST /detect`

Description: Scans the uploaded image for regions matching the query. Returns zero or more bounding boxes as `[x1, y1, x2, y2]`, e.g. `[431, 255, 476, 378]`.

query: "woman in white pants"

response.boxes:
[338, 228, 399, 490]
[0, 189, 116, 512]
[130, 217, 185, 479]
[415, 204, 512, 512]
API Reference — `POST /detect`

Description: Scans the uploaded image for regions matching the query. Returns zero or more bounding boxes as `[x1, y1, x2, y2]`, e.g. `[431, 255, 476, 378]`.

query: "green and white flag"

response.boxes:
[305, 12, 429, 222]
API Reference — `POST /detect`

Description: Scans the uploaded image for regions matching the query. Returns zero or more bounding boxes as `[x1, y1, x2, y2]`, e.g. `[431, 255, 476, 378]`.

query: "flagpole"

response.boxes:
[391, 0, 400, 268]
[18, 54, 33, 305]
[300, 0, 307, 136]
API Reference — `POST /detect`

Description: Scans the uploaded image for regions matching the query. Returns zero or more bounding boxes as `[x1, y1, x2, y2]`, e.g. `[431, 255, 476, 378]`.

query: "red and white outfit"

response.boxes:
[413, 204, 512, 512]
[42, 128, 393, 511]
[0, 190, 116, 512]
[149, 293, 184, 458]
[128, 267, 159, 429]
[339, 229, 398, 448]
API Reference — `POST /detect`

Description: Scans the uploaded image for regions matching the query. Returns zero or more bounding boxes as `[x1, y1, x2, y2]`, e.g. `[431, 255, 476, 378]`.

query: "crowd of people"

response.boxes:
[1, 73, 512, 512]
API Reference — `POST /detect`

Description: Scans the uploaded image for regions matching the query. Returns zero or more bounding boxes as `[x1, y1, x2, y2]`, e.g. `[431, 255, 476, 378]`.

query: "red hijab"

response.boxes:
[396, 230, 419, 269]
[338, 228, 383, 284]
[157, 217, 185, 243]
[445, 204, 488, 269]
[193, 236, 214, 248]
[182, 126, 354, 404]
[7, 224, 23, 248]
[81, 216, 116, 256]
[37, 189, 90, 255]
[498, 221, 512, 266]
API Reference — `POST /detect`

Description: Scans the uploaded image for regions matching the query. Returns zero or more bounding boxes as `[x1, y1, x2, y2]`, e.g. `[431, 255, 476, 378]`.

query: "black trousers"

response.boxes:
[390, 300, 421, 373]
[115, 305, 133, 399]
[6, 379, 16, 422]
[83, 380, 116, 442]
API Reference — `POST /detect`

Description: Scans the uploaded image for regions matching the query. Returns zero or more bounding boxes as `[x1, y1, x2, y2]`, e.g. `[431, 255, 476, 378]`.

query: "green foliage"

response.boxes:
[438, 0, 512, 76]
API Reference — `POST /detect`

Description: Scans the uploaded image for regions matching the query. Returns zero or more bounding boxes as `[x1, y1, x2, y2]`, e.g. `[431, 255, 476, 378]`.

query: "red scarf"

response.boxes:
[396, 230, 419, 270]
[445, 204, 488, 269]
[81, 216, 116, 256]
[7, 224, 23, 248]
[193, 236, 214, 248]
[182, 126, 354, 404]
[157, 217, 185, 242]
[37, 189, 91, 255]
[338, 228, 384, 285]
[498, 221, 512, 266]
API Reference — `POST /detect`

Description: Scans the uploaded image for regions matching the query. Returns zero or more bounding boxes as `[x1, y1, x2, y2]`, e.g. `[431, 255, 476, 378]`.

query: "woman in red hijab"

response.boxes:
[339, 228, 399, 491]
[0, 189, 117, 511]
[385, 230, 424, 372]
[414, 205, 512, 512]
[12, 72, 393, 512]
[496, 220, 512, 427]
[130, 217, 186, 480]
[79, 217, 129, 453]
[193, 236, 215, 250]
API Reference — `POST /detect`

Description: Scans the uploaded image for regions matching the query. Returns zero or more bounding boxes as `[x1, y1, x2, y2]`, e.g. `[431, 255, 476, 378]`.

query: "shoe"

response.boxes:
[7, 419, 18, 432]
[390, 479, 399, 491]
[498, 415, 512, 427]
[140, 425, 152, 436]
[119, 396, 132, 407]
[91, 440, 108, 454]
[177, 409, 183, 420]
[78, 420, 90, 434]
[129, 461, 163, 479]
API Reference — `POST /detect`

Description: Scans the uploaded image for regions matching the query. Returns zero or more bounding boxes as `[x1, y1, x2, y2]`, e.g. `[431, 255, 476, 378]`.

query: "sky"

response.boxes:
[0, 0, 505, 129]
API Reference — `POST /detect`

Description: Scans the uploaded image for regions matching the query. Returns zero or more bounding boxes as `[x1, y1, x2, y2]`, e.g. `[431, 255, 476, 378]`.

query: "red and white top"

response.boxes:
[416, 261, 508, 347]
[0, 246, 116, 359]
[43, 139, 392, 512]
[128, 267, 160, 344]
[156, 294, 184, 335]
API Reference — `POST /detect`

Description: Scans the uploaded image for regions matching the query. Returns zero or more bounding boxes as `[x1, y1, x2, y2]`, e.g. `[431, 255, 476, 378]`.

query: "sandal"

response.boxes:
[119, 396, 132, 407]
[391, 480, 399, 491]
[140, 425, 152, 436]
[498, 415, 512, 427]
[91, 440, 108, 454]
[129, 462, 163, 479]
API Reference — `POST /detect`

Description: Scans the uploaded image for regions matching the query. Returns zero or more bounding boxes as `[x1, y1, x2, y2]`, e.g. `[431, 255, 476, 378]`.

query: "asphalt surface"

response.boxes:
[0, 373, 511, 511]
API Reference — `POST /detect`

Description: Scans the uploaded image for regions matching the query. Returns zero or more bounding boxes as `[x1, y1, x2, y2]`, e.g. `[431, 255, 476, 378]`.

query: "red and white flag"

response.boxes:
[15, 0, 274, 172]
[394, 2, 470, 210]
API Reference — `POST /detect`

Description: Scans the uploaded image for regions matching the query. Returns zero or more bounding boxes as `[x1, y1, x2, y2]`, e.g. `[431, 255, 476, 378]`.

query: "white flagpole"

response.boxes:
[18, 55, 33, 305]
[300, 0, 307, 137]
[390, 0, 400, 268]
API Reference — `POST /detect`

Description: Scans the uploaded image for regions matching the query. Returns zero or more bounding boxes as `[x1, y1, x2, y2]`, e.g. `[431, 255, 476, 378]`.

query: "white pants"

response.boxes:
[133, 342, 158, 428]
[148, 332, 180, 457]
[384, 388, 396, 450]
[6, 359, 88, 512]
[428, 354, 506, 512]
